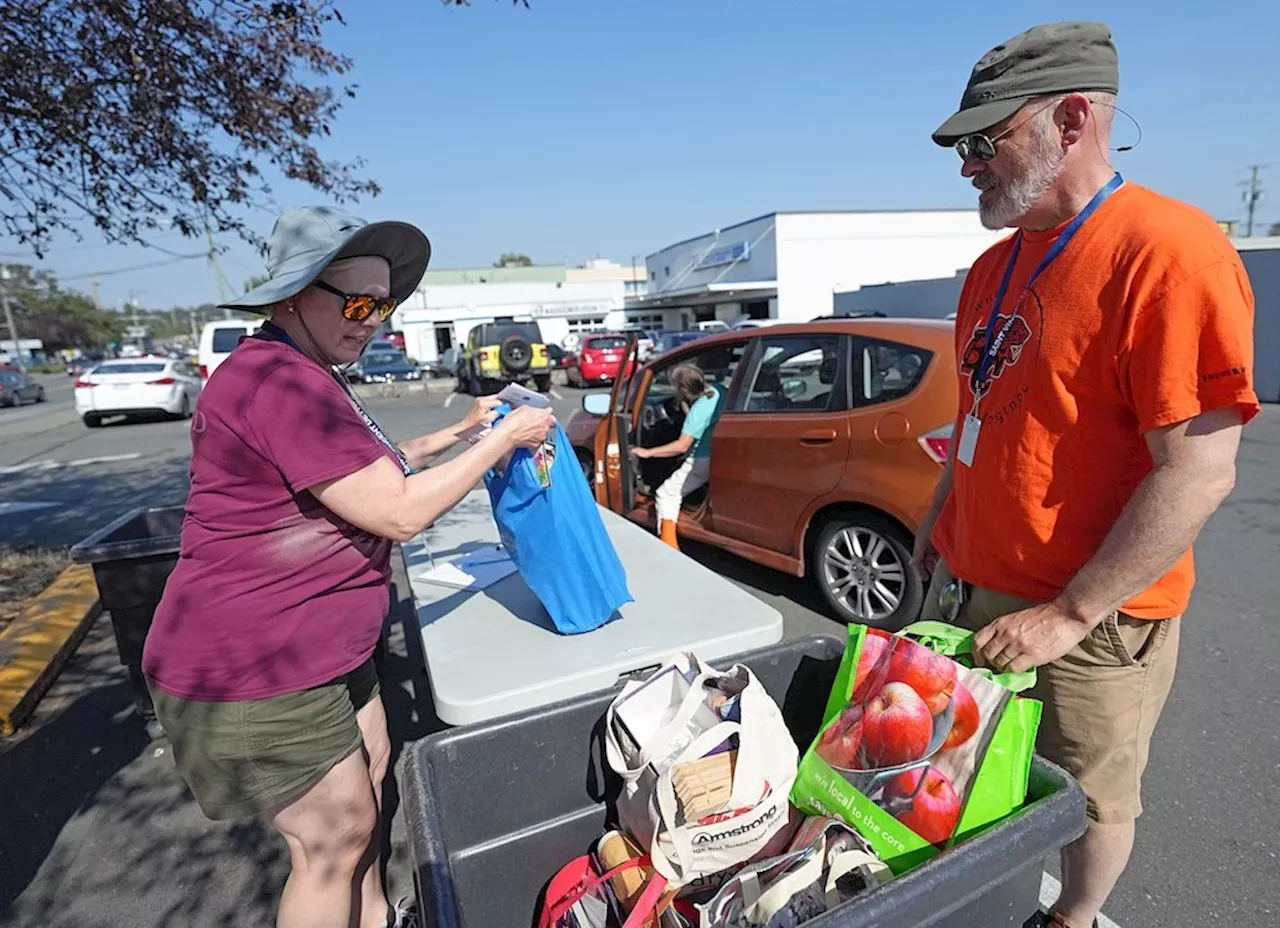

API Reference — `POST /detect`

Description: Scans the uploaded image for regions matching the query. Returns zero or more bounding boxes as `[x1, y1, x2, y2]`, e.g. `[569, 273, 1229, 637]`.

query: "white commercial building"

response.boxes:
[629, 210, 1005, 326]
[395, 260, 646, 363]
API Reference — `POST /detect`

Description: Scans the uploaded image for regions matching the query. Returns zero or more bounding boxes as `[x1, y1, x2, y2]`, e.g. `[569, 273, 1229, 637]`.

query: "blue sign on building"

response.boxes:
[695, 241, 751, 271]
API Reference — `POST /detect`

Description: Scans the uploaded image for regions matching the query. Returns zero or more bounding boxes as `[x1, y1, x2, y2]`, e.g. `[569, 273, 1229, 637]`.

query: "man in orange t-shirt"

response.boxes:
[919, 22, 1258, 928]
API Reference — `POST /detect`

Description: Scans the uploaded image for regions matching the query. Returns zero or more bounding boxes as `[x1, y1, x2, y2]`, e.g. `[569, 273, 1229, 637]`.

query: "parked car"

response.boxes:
[565, 318, 957, 628]
[0, 369, 46, 406]
[458, 319, 553, 394]
[75, 357, 204, 427]
[651, 329, 710, 356]
[198, 318, 263, 379]
[564, 333, 640, 388]
[345, 350, 422, 384]
[546, 343, 568, 369]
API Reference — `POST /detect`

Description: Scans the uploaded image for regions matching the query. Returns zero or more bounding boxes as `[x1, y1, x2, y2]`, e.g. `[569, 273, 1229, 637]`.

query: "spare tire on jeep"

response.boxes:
[501, 335, 533, 372]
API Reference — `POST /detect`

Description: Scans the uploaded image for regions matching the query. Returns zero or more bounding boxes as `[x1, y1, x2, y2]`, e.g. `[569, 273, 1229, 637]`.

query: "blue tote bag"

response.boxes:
[483, 411, 634, 634]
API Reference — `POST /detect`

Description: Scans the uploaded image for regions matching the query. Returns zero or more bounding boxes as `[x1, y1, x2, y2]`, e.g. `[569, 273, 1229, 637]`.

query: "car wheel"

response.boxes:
[500, 335, 533, 373]
[174, 394, 191, 419]
[534, 375, 551, 393]
[811, 513, 923, 628]
[83, 413, 102, 428]
[36, 387, 45, 403]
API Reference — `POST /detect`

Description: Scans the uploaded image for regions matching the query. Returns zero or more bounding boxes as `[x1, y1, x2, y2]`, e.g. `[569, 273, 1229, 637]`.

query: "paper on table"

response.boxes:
[414, 545, 517, 591]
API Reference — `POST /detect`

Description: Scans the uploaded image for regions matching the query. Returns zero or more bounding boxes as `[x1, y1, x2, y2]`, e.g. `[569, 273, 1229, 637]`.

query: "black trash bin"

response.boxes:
[70, 506, 186, 718]
[402, 634, 1086, 928]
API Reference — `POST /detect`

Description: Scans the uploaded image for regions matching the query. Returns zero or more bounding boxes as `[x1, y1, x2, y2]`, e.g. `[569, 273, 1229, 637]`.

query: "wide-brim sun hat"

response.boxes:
[931, 21, 1120, 147]
[220, 205, 431, 311]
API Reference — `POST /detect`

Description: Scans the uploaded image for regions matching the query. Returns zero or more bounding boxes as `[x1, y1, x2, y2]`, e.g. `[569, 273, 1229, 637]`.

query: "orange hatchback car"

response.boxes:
[565, 318, 958, 627]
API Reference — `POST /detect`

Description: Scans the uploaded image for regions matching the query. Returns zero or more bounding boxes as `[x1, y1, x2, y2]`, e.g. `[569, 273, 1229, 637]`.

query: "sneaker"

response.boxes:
[385, 896, 417, 928]
[1023, 912, 1099, 928]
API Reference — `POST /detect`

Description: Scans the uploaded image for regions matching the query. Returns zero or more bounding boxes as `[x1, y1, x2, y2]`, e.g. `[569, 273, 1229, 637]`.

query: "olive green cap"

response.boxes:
[932, 22, 1120, 146]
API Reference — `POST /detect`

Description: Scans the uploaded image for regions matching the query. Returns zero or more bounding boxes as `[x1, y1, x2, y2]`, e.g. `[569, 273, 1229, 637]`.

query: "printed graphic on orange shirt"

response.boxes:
[960, 310, 1033, 399]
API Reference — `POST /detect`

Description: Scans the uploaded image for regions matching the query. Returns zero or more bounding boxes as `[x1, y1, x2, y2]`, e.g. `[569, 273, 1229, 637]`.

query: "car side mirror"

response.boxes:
[782, 379, 808, 398]
[582, 393, 612, 416]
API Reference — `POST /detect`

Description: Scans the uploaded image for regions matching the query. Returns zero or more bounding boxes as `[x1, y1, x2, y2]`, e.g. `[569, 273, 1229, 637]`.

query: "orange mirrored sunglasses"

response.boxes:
[312, 280, 399, 322]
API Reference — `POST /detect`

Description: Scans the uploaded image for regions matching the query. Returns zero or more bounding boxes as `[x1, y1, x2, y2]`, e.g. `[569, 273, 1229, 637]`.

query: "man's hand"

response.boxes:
[461, 395, 503, 430]
[631, 447, 650, 460]
[973, 600, 1100, 672]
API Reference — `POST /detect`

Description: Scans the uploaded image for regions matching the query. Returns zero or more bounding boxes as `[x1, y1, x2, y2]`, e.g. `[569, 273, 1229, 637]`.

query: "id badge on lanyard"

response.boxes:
[957, 173, 1123, 469]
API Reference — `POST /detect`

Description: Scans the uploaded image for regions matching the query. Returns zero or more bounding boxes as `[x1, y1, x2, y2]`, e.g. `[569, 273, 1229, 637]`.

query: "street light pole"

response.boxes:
[0, 265, 24, 372]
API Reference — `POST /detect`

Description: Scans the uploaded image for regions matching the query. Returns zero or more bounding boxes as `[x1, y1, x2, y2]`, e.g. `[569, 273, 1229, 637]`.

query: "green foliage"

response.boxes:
[2, 263, 125, 351]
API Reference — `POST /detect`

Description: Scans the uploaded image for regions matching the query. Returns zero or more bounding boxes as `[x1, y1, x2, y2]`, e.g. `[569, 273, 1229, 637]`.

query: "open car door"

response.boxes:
[591, 336, 641, 514]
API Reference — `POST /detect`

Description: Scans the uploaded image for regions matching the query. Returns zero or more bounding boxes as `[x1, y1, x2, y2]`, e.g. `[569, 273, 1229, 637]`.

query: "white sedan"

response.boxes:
[75, 357, 203, 428]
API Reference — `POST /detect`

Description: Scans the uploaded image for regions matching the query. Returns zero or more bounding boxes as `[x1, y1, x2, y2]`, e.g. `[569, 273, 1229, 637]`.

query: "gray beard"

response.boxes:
[977, 135, 1066, 230]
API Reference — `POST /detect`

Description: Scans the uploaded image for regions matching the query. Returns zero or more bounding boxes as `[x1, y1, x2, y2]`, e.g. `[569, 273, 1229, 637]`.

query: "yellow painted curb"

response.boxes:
[0, 563, 102, 735]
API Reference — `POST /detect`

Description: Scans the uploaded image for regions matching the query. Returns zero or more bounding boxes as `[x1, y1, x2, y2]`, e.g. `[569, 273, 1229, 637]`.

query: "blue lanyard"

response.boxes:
[974, 173, 1124, 394]
[257, 321, 413, 476]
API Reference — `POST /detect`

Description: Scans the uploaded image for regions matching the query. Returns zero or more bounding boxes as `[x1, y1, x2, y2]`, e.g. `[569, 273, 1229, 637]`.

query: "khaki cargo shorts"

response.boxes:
[921, 561, 1180, 824]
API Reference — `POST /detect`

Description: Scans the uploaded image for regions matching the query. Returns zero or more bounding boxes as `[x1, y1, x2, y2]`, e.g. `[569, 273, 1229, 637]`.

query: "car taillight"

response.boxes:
[148, 377, 176, 385]
[199, 365, 209, 379]
[918, 423, 953, 466]
[74, 379, 91, 389]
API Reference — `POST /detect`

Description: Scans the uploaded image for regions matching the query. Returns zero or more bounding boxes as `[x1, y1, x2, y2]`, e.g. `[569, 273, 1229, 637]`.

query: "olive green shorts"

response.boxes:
[148, 660, 381, 821]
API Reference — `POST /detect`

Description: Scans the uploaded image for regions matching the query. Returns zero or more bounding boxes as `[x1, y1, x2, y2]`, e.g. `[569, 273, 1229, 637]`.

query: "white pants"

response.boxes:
[655, 456, 710, 522]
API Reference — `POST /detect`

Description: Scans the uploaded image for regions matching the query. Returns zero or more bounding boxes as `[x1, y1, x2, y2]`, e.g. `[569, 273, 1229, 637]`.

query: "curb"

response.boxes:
[0, 563, 102, 735]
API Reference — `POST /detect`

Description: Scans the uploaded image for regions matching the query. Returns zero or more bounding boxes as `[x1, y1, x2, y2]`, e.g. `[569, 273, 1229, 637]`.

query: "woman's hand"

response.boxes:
[461, 395, 503, 430]
[631, 447, 651, 460]
[495, 405, 556, 450]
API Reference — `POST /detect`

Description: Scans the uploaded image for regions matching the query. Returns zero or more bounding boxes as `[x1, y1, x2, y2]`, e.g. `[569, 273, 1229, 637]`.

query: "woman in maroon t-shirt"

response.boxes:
[142, 207, 554, 928]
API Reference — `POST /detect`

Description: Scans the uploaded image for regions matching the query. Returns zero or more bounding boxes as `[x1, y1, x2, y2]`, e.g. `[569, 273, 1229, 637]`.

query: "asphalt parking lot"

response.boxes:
[1, 372, 1277, 927]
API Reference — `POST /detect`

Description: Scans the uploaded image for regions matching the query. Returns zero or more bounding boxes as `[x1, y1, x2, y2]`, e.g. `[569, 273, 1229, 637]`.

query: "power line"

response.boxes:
[56, 253, 206, 282]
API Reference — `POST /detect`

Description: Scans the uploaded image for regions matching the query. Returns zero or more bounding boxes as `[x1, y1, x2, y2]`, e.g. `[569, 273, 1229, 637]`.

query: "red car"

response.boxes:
[565, 334, 638, 387]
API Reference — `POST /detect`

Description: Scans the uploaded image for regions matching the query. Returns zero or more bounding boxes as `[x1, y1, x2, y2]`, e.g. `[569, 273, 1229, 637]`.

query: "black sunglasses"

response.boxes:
[312, 280, 399, 323]
[954, 99, 1059, 162]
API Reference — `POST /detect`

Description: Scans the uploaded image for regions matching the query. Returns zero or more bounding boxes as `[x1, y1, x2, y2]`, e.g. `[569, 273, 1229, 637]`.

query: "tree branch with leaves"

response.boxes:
[0, 0, 378, 257]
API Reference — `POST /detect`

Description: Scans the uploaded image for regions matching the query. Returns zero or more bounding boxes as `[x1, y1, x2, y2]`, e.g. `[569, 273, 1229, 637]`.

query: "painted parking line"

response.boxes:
[549, 389, 564, 400]
[444, 393, 456, 408]
[0, 452, 141, 476]
[1039, 872, 1122, 928]
[0, 501, 61, 516]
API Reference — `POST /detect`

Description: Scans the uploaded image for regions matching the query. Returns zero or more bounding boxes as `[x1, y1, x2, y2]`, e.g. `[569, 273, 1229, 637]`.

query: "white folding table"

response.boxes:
[400, 489, 783, 726]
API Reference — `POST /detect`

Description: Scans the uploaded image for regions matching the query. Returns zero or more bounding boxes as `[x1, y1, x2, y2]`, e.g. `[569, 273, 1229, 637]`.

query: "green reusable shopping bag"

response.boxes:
[791, 622, 1043, 874]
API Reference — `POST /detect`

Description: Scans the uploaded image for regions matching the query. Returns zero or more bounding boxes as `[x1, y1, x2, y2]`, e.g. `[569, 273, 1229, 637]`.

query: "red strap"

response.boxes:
[621, 870, 671, 928]
[540, 855, 658, 928]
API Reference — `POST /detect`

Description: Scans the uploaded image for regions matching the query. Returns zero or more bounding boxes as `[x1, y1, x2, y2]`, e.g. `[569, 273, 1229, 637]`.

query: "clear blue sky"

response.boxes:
[4, 0, 1277, 311]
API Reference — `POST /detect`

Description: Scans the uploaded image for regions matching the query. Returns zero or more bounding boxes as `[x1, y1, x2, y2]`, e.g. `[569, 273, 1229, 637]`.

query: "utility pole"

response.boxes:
[1242, 165, 1267, 237]
[0, 265, 24, 372]
[91, 277, 101, 309]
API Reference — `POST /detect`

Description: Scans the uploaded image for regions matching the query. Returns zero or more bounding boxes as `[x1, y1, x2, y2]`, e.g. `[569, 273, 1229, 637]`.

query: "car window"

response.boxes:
[0, 371, 21, 386]
[482, 322, 542, 344]
[736, 335, 845, 413]
[211, 327, 247, 353]
[364, 352, 405, 366]
[585, 336, 628, 350]
[94, 362, 169, 374]
[646, 341, 747, 404]
[855, 339, 933, 406]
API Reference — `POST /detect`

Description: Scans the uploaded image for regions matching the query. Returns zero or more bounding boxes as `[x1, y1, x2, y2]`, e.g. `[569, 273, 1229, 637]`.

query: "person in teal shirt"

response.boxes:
[632, 363, 726, 549]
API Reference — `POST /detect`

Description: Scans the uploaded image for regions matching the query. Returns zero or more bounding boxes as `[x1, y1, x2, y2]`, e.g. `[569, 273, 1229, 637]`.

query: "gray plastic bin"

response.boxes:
[402, 634, 1086, 928]
[70, 506, 185, 716]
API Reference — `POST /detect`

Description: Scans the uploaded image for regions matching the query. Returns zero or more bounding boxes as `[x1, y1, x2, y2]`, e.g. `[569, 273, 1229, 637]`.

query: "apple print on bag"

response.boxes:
[796, 625, 1016, 871]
